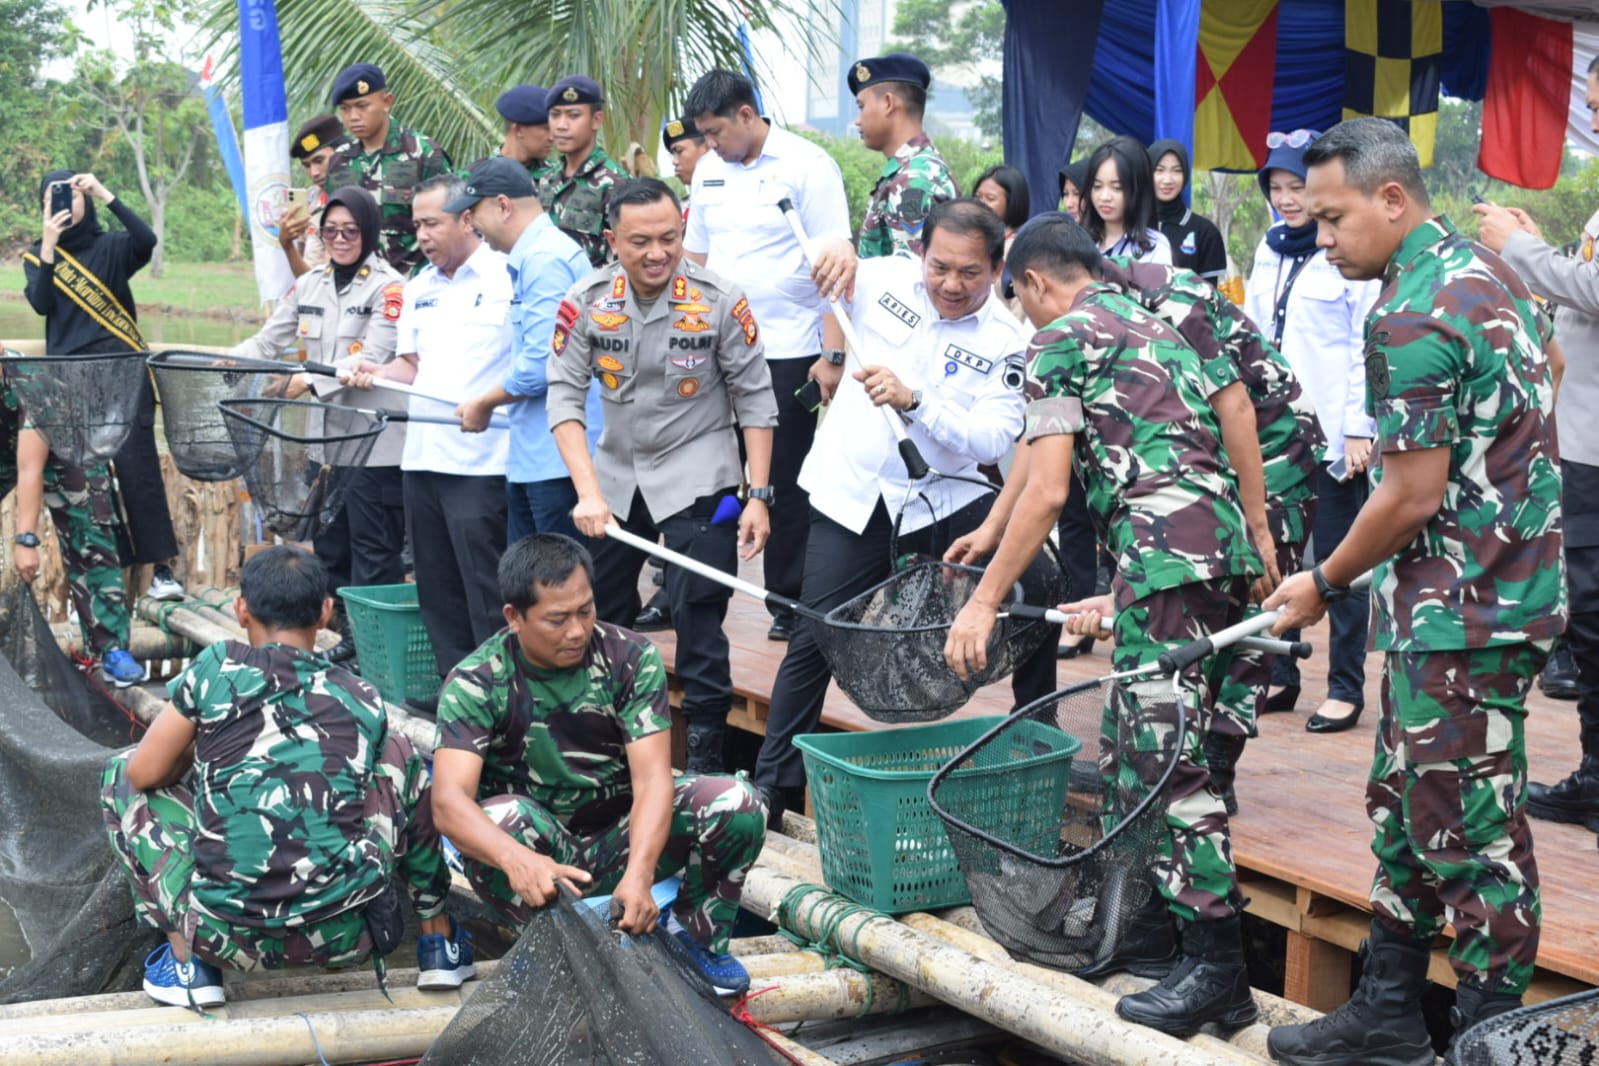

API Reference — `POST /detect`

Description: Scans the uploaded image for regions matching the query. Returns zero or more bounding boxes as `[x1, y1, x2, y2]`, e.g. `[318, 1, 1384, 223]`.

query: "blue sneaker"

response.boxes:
[416, 917, 476, 990]
[101, 648, 144, 688]
[143, 943, 225, 1007]
[663, 927, 749, 997]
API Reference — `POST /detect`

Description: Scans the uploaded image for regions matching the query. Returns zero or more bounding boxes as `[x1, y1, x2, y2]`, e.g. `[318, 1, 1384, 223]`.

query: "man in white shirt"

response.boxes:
[750, 200, 1030, 817]
[684, 68, 856, 642]
[348, 174, 515, 679]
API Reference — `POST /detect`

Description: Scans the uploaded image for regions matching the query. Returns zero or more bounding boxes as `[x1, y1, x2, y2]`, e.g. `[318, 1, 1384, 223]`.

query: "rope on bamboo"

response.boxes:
[774, 882, 911, 1018]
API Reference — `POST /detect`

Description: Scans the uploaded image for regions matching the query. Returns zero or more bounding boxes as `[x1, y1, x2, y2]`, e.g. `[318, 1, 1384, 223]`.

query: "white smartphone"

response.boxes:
[1327, 455, 1351, 482]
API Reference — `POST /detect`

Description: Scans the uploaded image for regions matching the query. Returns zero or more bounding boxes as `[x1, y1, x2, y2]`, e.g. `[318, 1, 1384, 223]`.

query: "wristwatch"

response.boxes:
[14, 532, 40, 549]
[746, 486, 776, 504]
[1312, 565, 1350, 604]
[905, 389, 923, 413]
[821, 348, 847, 367]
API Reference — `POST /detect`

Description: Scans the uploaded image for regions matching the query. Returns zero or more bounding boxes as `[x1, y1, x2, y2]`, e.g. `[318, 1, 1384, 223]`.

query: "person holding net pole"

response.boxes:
[945, 213, 1264, 1037]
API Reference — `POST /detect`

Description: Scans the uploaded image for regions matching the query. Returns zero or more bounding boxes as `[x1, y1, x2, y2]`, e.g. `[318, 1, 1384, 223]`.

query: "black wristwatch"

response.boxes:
[1312, 565, 1350, 604]
[821, 348, 847, 366]
[746, 486, 775, 504]
[14, 532, 39, 548]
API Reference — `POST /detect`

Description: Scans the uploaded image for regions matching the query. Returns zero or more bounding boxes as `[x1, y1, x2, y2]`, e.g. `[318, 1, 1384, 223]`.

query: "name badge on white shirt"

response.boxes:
[943, 344, 991, 375]
[868, 291, 922, 346]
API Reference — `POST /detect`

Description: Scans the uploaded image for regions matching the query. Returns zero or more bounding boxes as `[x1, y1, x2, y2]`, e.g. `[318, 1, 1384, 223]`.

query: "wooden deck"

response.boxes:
[645, 565, 1599, 1010]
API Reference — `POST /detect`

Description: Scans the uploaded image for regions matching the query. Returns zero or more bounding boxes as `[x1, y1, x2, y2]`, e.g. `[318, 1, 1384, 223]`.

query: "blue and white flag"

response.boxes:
[200, 57, 249, 221]
[238, 0, 295, 302]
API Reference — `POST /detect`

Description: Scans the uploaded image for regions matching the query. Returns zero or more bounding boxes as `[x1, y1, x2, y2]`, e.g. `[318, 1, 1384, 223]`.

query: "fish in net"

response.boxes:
[1451, 988, 1599, 1065]
[421, 888, 790, 1065]
[147, 350, 299, 481]
[218, 397, 384, 539]
[0, 351, 152, 467]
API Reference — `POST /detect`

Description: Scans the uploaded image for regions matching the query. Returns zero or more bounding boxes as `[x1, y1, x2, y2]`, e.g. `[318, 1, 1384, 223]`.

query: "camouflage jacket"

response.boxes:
[169, 641, 393, 928]
[857, 133, 959, 259]
[1102, 259, 1326, 544]
[324, 121, 453, 278]
[0, 356, 117, 516]
[1367, 216, 1566, 651]
[435, 623, 671, 830]
[535, 147, 631, 269]
[1024, 283, 1261, 609]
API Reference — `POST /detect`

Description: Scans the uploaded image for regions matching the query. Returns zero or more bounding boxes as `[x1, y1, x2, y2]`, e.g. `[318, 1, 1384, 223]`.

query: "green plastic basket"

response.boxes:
[794, 716, 1081, 914]
[338, 584, 439, 705]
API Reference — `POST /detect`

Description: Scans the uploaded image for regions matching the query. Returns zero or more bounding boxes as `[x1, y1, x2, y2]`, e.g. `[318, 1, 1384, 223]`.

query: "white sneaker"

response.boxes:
[147, 567, 185, 601]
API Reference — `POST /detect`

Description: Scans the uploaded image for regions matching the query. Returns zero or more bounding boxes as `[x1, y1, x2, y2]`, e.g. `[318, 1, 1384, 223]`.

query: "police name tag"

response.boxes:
[943, 344, 991, 374]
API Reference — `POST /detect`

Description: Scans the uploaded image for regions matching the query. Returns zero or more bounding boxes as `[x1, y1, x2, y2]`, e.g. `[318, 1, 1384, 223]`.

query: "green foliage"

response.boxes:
[891, 0, 1003, 140]
[795, 129, 880, 235]
[941, 139, 1004, 198]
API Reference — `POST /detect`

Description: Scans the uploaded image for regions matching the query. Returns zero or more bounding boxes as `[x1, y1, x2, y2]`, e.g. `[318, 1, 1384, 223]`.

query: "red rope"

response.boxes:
[730, 984, 810, 1065]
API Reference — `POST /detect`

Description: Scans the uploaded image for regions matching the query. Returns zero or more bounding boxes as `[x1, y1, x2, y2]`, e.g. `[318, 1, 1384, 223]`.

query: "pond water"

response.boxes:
[0, 301, 256, 349]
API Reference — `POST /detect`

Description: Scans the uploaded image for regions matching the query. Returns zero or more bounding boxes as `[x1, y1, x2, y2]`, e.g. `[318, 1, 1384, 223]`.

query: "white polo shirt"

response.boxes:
[800, 256, 1028, 534]
[684, 123, 852, 361]
[397, 241, 515, 476]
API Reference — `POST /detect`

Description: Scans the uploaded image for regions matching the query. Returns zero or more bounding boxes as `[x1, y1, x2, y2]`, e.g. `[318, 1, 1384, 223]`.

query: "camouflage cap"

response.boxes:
[331, 63, 386, 106]
[848, 52, 932, 96]
[546, 76, 604, 110]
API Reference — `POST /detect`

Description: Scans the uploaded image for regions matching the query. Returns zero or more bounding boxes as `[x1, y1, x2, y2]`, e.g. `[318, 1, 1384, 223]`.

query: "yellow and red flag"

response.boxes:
[1193, 0, 1279, 172]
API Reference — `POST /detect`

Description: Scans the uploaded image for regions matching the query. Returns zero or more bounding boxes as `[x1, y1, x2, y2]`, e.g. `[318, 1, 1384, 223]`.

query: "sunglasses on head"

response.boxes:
[1266, 129, 1318, 150]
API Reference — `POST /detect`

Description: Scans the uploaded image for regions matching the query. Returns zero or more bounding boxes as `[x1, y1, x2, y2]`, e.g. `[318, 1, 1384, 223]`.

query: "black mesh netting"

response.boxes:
[218, 397, 383, 539]
[421, 890, 789, 1065]
[148, 350, 299, 482]
[1452, 989, 1599, 1066]
[927, 672, 1186, 972]
[0, 583, 155, 1003]
[1, 351, 151, 467]
[812, 556, 1069, 724]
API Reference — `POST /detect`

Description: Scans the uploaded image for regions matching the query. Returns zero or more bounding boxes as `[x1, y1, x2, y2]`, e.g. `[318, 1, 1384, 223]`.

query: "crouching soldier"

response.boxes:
[431, 534, 768, 996]
[101, 546, 470, 1006]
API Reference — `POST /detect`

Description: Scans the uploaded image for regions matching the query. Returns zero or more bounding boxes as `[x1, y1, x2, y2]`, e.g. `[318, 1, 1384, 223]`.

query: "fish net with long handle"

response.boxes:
[1, 351, 152, 466]
[1451, 989, 1599, 1065]
[217, 398, 383, 539]
[147, 350, 300, 481]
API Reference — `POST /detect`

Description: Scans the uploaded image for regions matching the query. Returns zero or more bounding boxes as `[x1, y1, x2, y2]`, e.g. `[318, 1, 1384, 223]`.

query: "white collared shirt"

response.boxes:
[800, 256, 1028, 534]
[684, 123, 852, 360]
[1104, 228, 1173, 265]
[397, 241, 515, 476]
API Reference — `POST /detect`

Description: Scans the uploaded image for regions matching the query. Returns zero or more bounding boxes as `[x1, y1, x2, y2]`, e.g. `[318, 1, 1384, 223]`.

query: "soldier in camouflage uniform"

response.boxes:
[850, 54, 959, 259]
[431, 534, 767, 996]
[323, 63, 452, 278]
[99, 547, 467, 1006]
[535, 76, 630, 269]
[945, 215, 1262, 1037]
[1102, 258, 1327, 813]
[1265, 119, 1565, 1066]
[0, 358, 133, 682]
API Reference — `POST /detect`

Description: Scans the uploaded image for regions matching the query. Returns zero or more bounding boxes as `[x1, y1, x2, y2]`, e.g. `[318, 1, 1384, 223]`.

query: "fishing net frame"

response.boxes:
[1, 350, 153, 467]
[1451, 988, 1599, 1066]
[147, 350, 301, 482]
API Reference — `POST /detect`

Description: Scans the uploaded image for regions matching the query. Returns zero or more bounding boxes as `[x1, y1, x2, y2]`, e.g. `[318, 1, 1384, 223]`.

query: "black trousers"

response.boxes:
[405, 471, 507, 677]
[314, 466, 406, 593]
[764, 357, 819, 615]
[112, 372, 178, 565]
[588, 489, 739, 723]
[1562, 460, 1599, 758]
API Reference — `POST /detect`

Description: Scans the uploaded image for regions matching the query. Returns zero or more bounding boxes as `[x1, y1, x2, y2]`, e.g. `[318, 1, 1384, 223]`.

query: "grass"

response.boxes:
[0, 260, 265, 319]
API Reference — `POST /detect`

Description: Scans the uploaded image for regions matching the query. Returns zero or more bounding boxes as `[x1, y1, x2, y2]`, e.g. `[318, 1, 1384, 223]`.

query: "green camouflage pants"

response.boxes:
[45, 462, 130, 657]
[1210, 507, 1310, 740]
[100, 733, 449, 972]
[1369, 643, 1546, 995]
[1111, 577, 1251, 923]
[466, 773, 767, 954]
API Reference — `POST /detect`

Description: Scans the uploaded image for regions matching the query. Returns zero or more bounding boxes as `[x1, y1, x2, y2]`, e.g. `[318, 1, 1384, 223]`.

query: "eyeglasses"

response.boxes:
[320, 226, 362, 242]
[1266, 129, 1318, 150]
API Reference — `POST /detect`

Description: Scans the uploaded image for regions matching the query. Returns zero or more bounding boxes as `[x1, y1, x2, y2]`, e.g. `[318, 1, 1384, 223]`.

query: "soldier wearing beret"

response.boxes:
[323, 63, 453, 278]
[535, 76, 630, 269]
[281, 115, 350, 277]
[497, 85, 552, 176]
[850, 53, 958, 260]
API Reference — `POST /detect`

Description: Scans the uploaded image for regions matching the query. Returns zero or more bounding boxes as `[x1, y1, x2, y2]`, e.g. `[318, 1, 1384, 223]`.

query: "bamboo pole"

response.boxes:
[111, 683, 165, 725]
[742, 968, 938, 1022]
[134, 597, 238, 649]
[52, 622, 198, 661]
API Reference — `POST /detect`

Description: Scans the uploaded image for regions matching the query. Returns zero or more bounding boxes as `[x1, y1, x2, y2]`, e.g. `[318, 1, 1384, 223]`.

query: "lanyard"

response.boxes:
[1269, 253, 1314, 349]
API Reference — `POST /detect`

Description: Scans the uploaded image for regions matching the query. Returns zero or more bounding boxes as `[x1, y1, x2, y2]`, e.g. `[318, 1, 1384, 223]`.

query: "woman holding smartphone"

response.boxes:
[1243, 131, 1380, 733]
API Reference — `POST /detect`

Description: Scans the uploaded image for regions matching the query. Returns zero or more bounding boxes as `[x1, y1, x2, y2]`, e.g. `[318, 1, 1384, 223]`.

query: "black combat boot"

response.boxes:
[1077, 884, 1178, 980]
[684, 721, 727, 775]
[1203, 733, 1248, 816]
[1538, 641, 1579, 700]
[1267, 920, 1434, 1066]
[758, 784, 808, 831]
[1444, 984, 1525, 1065]
[1527, 754, 1599, 830]
[1114, 913, 1257, 1037]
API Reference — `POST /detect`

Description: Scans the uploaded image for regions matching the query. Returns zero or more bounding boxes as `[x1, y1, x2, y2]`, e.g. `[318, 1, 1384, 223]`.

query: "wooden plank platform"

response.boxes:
[643, 563, 1599, 1008]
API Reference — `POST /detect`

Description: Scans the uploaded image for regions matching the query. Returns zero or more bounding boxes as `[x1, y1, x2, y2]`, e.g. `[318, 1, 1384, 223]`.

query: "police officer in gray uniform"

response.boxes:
[547, 178, 778, 774]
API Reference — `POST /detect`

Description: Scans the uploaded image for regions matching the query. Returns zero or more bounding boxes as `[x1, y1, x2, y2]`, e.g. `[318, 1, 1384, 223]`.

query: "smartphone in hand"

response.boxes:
[49, 181, 73, 219]
[794, 378, 825, 412]
[1327, 455, 1351, 482]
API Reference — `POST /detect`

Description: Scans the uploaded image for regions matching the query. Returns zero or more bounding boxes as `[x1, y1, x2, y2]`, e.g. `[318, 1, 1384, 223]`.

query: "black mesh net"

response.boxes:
[148, 350, 299, 481]
[1, 351, 151, 467]
[421, 890, 789, 1065]
[927, 672, 1186, 972]
[1452, 989, 1599, 1066]
[218, 397, 383, 539]
[0, 583, 154, 1003]
[812, 557, 1068, 724]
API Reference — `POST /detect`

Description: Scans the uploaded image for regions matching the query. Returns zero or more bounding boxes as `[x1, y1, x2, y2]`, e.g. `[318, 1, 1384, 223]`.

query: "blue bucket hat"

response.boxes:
[1257, 128, 1321, 199]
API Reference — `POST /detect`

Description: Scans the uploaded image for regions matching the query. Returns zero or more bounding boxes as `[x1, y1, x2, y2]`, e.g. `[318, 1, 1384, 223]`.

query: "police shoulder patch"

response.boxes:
[381, 283, 404, 322]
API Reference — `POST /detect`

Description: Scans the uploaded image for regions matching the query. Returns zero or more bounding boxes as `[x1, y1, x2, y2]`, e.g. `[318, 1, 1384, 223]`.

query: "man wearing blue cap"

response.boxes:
[850, 53, 958, 259]
[497, 85, 552, 176]
[324, 63, 452, 277]
[535, 76, 630, 269]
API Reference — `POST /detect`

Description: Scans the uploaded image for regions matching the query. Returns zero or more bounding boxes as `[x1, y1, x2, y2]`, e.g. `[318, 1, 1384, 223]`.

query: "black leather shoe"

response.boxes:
[1261, 684, 1301, 715]
[327, 636, 358, 666]
[1539, 643, 1579, 701]
[767, 617, 794, 641]
[1115, 915, 1257, 1037]
[1527, 755, 1599, 830]
[1307, 700, 1363, 733]
[1057, 637, 1096, 660]
[633, 605, 671, 632]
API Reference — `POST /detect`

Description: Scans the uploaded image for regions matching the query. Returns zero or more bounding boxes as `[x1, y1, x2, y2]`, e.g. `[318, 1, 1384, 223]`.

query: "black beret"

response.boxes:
[847, 53, 932, 96]
[496, 85, 549, 126]
[546, 76, 604, 110]
[661, 115, 702, 150]
[290, 115, 349, 160]
[330, 63, 386, 106]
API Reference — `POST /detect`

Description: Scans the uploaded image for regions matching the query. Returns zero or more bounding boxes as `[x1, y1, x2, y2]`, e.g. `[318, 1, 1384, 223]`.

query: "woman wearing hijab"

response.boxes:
[1147, 139, 1228, 285]
[1083, 137, 1171, 264]
[230, 185, 409, 664]
[22, 169, 185, 603]
[1244, 130, 1380, 734]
